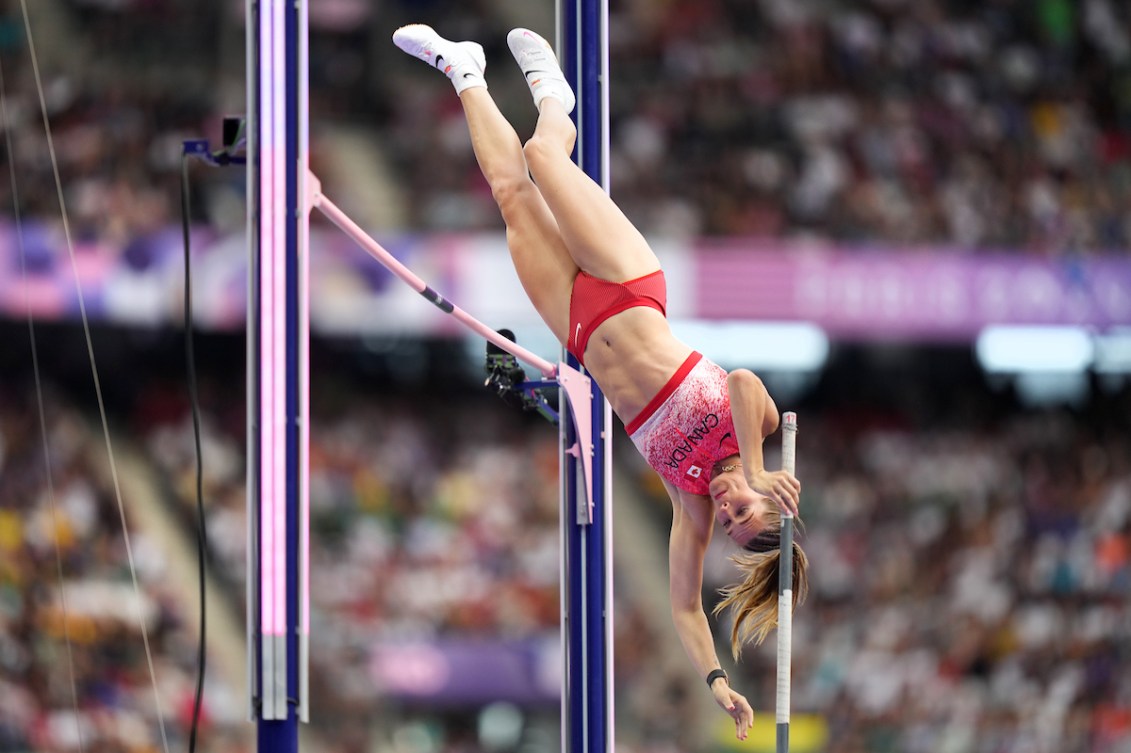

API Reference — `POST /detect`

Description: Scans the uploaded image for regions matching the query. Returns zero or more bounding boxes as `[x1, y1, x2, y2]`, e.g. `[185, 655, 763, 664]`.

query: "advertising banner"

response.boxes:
[2, 221, 1128, 341]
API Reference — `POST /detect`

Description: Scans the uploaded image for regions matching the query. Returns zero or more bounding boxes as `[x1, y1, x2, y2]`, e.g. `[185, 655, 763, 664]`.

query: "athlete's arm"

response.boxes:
[665, 482, 754, 740]
[727, 368, 799, 516]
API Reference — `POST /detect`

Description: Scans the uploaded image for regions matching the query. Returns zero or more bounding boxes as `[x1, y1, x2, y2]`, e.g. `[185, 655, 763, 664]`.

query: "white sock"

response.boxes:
[392, 24, 487, 95]
[506, 28, 575, 113]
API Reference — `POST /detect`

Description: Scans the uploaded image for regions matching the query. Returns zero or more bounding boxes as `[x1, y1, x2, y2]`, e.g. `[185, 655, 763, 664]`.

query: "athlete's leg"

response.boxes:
[523, 99, 660, 281]
[508, 29, 661, 282]
[393, 25, 576, 345]
[460, 88, 577, 344]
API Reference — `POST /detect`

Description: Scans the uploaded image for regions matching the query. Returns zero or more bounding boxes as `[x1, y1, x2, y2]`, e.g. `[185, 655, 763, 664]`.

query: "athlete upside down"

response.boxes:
[393, 24, 806, 741]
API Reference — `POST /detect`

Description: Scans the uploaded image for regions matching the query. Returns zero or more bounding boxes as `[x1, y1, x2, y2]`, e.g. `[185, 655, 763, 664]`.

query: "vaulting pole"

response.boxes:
[777, 413, 798, 753]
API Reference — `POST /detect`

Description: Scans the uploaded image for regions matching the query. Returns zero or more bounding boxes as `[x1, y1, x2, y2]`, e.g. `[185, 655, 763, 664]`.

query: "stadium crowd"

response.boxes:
[601, 0, 1131, 248]
[2, 338, 1130, 753]
[0, 0, 1126, 253]
[0, 0, 1129, 751]
[0, 382, 249, 753]
[135, 356, 1131, 753]
[140, 361, 695, 752]
[337, 0, 1131, 249]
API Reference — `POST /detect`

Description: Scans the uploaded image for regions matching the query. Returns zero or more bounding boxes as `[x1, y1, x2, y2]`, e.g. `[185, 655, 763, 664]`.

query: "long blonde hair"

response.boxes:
[712, 505, 809, 659]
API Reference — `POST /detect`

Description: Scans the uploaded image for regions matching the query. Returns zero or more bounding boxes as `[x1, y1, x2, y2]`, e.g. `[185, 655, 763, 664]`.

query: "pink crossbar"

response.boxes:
[309, 173, 557, 379]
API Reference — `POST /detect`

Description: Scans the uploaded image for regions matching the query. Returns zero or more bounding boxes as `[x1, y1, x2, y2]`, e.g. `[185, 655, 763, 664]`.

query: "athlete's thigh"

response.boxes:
[500, 183, 578, 346]
[527, 142, 661, 282]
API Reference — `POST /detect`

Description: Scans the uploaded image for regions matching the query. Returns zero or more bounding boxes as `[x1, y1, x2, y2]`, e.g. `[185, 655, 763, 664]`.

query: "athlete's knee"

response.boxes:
[521, 135, 549, 169]
[491, 175, 538, 217]
[522, 126, 575, 169]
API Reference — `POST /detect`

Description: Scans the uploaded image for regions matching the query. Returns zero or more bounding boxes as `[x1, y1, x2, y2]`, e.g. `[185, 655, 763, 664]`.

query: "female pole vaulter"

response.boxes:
[392, 24, 807, 742]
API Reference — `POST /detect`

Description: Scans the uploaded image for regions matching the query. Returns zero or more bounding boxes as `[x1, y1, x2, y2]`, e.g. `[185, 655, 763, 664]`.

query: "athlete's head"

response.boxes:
[708, 462, 772, 547]
[708, 461, 808, 658]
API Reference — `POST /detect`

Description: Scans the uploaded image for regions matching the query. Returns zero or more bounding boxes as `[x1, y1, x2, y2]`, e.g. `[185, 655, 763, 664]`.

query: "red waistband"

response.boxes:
[624, 351, 703, 435]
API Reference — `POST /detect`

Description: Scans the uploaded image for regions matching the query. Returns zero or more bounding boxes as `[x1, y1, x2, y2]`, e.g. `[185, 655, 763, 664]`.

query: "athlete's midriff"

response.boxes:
[568, 270, 666, 367]
[627, 352, 740, 496]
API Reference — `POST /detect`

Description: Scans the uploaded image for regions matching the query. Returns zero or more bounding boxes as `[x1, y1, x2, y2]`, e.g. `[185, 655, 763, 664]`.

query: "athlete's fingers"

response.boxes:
[734, 695, 753, 740]
[773, 480, 798, 516]
[780, 474, 801, 514]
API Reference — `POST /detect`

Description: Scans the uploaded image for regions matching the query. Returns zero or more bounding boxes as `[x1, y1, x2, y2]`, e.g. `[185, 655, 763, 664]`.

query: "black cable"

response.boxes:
[180, 154, 208, 753]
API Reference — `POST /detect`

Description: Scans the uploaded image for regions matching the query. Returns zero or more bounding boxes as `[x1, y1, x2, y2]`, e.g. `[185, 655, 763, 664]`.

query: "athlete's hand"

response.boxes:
[711, 680, 754, 741]
[747, 469, 800, 517]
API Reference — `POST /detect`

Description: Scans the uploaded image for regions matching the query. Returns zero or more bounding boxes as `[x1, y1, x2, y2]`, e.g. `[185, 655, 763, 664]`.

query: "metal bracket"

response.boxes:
[558, 362, 595, 524]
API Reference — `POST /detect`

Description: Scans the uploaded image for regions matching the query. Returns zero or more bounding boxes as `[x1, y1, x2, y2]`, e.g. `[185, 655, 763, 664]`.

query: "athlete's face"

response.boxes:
[709, 474, 770, 546]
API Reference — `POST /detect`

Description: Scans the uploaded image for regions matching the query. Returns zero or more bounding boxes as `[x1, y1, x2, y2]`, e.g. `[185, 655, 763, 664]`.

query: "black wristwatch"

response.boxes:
[706, 668, 728, 688]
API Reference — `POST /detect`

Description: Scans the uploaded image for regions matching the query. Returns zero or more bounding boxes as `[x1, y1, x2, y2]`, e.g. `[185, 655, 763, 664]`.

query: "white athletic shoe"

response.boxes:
[392, 24, 487, 94]
[506, 28, 575, 114]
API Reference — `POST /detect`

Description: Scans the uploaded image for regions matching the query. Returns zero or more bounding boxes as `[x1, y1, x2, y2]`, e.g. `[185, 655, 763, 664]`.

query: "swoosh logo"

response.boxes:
[717, 432, 732, 448]
[575, 323, 582, 346]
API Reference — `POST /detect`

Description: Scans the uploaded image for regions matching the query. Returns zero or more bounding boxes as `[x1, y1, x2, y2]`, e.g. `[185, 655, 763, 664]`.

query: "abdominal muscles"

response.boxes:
[581, 308, 693, 422]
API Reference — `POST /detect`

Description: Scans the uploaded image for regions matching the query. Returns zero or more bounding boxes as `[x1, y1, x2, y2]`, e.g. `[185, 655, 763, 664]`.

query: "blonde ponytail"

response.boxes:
[712, 508, 808, 659]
